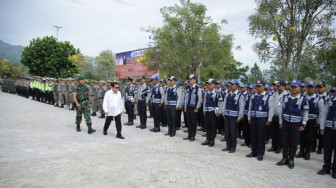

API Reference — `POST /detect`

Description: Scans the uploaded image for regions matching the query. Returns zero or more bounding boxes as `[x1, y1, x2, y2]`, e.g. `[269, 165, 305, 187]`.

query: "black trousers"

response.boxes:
[103, 114, 122, 135]
[224, 116, 238, 150]
[166, 105, 177, 133]
[282, 121, 300, 148]
[138, 100, 147, 126]
[250, 117, 267, 156]
[323, 127, 336, 171]
[217, 116, 224, 133]
[205, 111, 217, 141]
[125, 100, 134, 122]
[161, 106, 167, 125]
[299, 119, 316, 153]
[237, 119, 243, 137]
[183, 108, 188, 128]
[271, 116, 282, 150]
[198, 105, 204, 127]
[152, 103, 162, 128]
[186, 106, 198, 137]
[313, 127, 324, 152]
[176, 109, 182, 129]
[242, 115, 250, 145]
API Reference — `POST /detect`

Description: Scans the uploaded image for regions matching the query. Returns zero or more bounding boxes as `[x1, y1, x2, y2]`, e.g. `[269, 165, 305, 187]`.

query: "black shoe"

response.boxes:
[267, 147, 275, 152]
[241, 143, 247, 147]
[189, 137, 195, 141]
[275, 149, 282, 154]
[170, 132, 176, 137]
[150, 128, 155, 132]
[222, 147, 230, 151]
[136, 125, 142, 128]
[183, 136, 190, 140]
[116, 135, 125, 139]
[202, 134, 207, 137]
[98, 114, 105, 119]
[246, 152, 257, 158]
[124, 122, 130, 125]
[208, 141, 214, 147]
[87, 125, 96, 134]
[229, 148, 235, 153]
[91, 112, 96, 116]
[288, 160, 294, 169]
[76, 124, 81, 132]
[153, 128, 160, 132]
[317, 168, 330, 175]
[164, 132, 171, 136]
[183, 130, 189, 133]
[127, 122, 134, 126]
[59, 104, 64, 108]
[71, 106, 75, 110]
[317, 150, 323, 154]
[295, 151, 305, 158]
[103, 131, 107, 135]
[161, 124, 167, 127]
[332, 172, 336, 179]
[257, 155, 263, 161]
[276, 159, 288, 166]
[201, 140, 210, 145]
[141, 125, 147, 129]
[304, 153, 310, 160]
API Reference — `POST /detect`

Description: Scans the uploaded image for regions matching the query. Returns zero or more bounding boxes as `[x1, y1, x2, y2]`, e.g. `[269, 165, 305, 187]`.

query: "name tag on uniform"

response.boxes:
[284, 97, 288, 103]
[234, 95, 239, 100]
[277, 102, 281, 106]
[263, 95, 268, 100]
[258, 106, 262, 111]
[313, 98, 319, 103]
[297, 99, 302, 105]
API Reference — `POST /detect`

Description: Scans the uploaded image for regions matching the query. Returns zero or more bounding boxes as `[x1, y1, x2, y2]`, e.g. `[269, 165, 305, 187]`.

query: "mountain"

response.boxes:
[0, 40, 25, 63]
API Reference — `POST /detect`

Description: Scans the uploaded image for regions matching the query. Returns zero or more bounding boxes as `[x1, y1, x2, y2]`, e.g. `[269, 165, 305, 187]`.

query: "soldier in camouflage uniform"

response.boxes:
[68, 78, 75, 110]
[58, 79, 65, 108]
[97, 80, 107, 118]
[73, 75, 96, 134]
[89, 80, 97, 116]
[53, 79, 59, 107]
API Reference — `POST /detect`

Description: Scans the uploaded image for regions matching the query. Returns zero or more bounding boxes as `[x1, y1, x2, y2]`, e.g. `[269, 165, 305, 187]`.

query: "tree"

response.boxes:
[0, 59, 11, 77]
[143, 0, 239, 81]
[241, 62, 264, 84]
[9, 62, 29, 78]
[21, 36, 80, 78]
[68, 53, 92, 75]
[95, 50, 116, 80]
[248, 0, 336, 80]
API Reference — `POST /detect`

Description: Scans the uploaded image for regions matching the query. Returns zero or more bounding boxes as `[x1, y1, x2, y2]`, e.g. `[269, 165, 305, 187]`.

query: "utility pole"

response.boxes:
[53, 26, 62, 40]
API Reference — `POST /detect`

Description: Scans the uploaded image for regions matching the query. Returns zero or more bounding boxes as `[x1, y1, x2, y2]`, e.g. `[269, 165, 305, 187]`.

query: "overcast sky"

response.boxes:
[0, 0, 265, 69]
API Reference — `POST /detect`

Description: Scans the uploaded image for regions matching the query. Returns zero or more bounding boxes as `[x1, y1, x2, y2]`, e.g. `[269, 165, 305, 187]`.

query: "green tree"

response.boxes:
[249, 0, 336, 80]
[21, 36, 80, 78]
[242, 62, 264, 84]
[9, 62, 29, 78]
[143, 0, 239, 81]
[68, 53, 92, 75]
[95, 50, 116, 80]
[0, 59, 11, 77]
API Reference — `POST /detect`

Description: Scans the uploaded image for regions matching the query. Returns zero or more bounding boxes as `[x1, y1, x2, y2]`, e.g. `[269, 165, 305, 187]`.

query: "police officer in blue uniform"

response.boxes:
[221, 79, 245, 153]
[164, 76, 183, 137]
[277, 79, 309, 169]
[201, 79, 222, 147]
[124, 77, 136, 126]
[160, 79, 168, 127]
[135, 75, 150, 129]
[318, 86, 336, 179]
[314, 81, 328, 154]
[148, 76, 166, 132]
[183, 74, 202, 141]
[241, 84, 256, 147]
[246, 80, 274, 161]
[296, 82, 324, 160]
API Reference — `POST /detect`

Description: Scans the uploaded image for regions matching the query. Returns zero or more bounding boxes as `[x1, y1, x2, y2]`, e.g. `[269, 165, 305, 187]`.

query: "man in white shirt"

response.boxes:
[103, 82, 125, 139]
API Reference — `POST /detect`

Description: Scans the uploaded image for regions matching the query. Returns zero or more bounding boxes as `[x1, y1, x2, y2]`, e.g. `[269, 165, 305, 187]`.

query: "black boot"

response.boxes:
[76, 124, 81, 132]
[91, 112, 96, 116]
[288, 147, 297, 169]
[201, 139, 210, 145]
[295, 150, 304, 158]
[277, 147, 289, 166]
[127, 121, 134, 126]
[98, 114, 105, 119]
[87, 124, 96, 134]
[59, 104, 64, 108]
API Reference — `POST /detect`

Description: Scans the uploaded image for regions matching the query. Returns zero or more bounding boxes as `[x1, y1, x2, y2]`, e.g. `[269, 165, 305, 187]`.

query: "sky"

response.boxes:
[0, 0, 264, 69]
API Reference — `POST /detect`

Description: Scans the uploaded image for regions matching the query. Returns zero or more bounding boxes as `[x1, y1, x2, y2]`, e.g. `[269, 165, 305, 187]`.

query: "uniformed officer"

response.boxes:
[183, 74, 202, 141]
[219, 82, 230, 142]
[221, 79, 245, 153]
[164, 76, 183, 137]
[318, 86, 336, 179]
[246, 80, 274, 161]
[241, 84, 256, 147]
[314, 81, 328, 154]
[53, 79, 59, 107]
[296, 82, 324, 160]
[124, 77, 136, 125]
[201, 79, 221, 147]
[89, 80, 97, 116]
[135, 76, 150, 129]
[277, 79, 309, 169]
[73, 75, 95, 134]
[238, 83, 248, 140]
[160, 79, 168, 127]
[269, 80, 288, 153]
[148, 76, 166, 132]
[58, 79, 65, 108]
[97, 80, 107, 118]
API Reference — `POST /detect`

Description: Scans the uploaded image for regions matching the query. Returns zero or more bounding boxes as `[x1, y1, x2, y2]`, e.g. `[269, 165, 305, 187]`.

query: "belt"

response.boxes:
[273, 114, 279, 118]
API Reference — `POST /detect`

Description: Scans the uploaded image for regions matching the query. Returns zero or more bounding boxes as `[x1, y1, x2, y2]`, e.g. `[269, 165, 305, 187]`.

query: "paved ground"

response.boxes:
[0, 91, 334, 188]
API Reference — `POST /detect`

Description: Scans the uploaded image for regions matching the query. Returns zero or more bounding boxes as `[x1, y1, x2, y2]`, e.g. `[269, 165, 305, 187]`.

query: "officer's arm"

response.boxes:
[221, 95, 227, 114]
[196, 89, 202, 109]
[248, 98, 252, 121]
[238, 95, 245, 120]
[320, 103, 328, 130]
[203, 94, 206, 113]
[317, 98, 324, 125]
[146, 88, 152, 104]
[176, 88, 182, 108]
[302, 100, 309, 126]
[73, 90, 79, 106]
[160, 87, 165, 104]
[268, 96, 274, 122]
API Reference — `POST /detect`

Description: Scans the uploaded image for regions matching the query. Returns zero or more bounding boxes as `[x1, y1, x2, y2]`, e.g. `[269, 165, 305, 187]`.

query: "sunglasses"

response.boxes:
[114, 87, 119, 89]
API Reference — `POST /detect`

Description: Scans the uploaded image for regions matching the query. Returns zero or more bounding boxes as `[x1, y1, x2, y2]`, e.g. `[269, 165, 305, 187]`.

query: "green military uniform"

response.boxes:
[74, 75, 95, 134]
[68, 79, 75, 110]
[89, 81, 98, 116]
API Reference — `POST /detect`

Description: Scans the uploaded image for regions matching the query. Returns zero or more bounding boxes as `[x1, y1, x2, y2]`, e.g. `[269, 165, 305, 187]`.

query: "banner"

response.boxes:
[115, 49, 158, 78]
